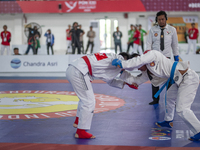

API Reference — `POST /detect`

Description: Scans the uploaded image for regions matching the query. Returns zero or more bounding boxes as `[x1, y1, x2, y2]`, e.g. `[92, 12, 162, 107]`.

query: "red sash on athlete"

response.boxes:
[82, 56, 92, 76]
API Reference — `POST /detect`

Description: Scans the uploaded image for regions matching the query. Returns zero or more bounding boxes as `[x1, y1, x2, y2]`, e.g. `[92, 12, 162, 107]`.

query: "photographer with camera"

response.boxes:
[25, 26, 41, 55]
[70, 22, 85, 54]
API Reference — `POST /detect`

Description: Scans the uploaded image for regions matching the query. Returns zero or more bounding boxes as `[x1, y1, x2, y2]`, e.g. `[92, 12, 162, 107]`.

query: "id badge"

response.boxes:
[4, 37, 7, 42]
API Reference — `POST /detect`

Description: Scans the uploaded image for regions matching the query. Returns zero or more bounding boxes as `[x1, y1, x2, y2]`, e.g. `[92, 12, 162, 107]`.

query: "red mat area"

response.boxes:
[1, 143, 199, 150]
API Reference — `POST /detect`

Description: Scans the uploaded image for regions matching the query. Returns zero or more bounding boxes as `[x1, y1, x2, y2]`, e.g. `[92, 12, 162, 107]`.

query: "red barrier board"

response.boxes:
[0, 0, 200, 13]
[16, 0, 146, 13]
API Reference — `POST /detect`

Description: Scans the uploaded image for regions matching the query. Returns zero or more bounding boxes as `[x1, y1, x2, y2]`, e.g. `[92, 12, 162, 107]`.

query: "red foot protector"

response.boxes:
[75, 129, 95, 139]
[126, 83, 138, 89]
[74, 117, 79, 124]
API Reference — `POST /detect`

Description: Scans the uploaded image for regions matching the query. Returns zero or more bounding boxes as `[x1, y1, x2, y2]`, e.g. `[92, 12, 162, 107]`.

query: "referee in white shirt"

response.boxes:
[146, 10, 179, 105]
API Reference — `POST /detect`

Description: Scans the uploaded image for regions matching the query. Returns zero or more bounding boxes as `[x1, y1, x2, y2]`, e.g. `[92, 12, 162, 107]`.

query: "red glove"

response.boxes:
[126, 83, 138, 89]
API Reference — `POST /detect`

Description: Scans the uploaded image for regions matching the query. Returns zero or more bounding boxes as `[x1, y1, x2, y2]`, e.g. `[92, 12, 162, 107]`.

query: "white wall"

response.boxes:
[0, 12, 200, 54]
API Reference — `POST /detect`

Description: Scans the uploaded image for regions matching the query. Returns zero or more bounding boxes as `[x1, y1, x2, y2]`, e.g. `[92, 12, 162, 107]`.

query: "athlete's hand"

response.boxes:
[112, 59, 122, 68]
[126, 83, 138, 89]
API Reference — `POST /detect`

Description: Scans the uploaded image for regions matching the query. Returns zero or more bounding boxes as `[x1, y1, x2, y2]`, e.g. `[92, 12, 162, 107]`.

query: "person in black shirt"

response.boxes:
[70, 22, 84, 54]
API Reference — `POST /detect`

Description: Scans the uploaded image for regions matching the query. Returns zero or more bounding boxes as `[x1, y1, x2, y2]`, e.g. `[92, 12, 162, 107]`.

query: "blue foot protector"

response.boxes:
[155, 120, 173, 128]
[189, 132, 200, 141]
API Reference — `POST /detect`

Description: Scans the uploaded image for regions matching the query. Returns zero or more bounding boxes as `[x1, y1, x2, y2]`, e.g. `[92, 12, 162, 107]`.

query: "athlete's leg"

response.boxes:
[176, 70, 200, 135]
[66, 66, 95, 138]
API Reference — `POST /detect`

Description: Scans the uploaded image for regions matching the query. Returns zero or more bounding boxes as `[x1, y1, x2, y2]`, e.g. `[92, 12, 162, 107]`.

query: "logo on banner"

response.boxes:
[0, 91, 125, 120]
[65, 2, 77, 12]
[149, 128, 172, 141]
[10, 58, 21, 69]
[65, 1, 97, 12]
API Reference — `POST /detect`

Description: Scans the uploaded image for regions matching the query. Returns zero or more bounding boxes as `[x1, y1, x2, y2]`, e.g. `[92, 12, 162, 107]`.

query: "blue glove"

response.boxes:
[112, 59, 122, 68]
[120, 69, 125, 74]
[174, 55, 179, 61]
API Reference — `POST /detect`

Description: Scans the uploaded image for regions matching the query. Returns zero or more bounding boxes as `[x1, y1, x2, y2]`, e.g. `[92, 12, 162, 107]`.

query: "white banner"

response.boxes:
[0, 53, 200, 73]
[0, 55, 83, 72]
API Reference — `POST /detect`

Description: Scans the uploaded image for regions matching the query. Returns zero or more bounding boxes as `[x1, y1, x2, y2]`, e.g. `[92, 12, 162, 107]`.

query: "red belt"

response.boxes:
[82, 56, 92, 76]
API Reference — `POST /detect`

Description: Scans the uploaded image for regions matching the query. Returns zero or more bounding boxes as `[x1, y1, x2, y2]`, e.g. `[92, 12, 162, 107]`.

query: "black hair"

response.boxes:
[119, 52, 130, 60]
[191, 23, 195, 25]
[155, 10, 168, 22]
[130, 53, 140, 59]
[13, 47, 19, 51]
[73, 22, 78, 27]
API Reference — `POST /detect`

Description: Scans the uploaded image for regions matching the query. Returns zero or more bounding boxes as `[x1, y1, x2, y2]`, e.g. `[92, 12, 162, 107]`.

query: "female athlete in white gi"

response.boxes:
[112, 50, 200, 141]
[66, 52, 136, 139]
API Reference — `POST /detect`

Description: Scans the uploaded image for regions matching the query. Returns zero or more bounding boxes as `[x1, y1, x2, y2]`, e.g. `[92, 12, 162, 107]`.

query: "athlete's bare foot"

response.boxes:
[73, 117, 79, 128]
[73, 123, 78, 128]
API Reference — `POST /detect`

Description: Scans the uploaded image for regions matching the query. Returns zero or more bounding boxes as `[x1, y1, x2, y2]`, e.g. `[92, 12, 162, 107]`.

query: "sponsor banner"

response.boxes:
[16, 0, 146, 13]
[0, 90, 125, 120]
[0, 55, 83, 72]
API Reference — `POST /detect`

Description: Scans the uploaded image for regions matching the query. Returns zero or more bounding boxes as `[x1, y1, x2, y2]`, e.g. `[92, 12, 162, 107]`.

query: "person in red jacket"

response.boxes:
[1, 25, 11, 55]
[186, 23, 199, 54]
[128, 25, 143, 55]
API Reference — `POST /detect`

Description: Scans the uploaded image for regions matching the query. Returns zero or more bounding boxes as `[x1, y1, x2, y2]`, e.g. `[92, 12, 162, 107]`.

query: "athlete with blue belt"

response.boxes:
[112, 50, 200, 141]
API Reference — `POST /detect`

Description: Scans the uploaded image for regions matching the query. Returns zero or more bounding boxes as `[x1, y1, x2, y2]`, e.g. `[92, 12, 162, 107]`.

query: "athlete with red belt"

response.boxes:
[66, 52, 137, 139]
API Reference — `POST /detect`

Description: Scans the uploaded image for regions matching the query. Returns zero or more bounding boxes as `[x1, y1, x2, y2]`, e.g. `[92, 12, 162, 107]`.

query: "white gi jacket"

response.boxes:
[69, 53, 127, 89]
[146, 24, 179, 58]
[120, 50, 189, 87]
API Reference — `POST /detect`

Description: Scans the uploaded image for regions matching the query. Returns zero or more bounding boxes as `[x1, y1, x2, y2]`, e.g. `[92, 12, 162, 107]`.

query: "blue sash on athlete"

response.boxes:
[154, 61, 178, 113]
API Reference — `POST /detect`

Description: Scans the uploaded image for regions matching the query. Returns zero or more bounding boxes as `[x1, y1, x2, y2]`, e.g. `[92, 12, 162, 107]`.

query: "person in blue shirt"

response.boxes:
[44, 29, 54, 55]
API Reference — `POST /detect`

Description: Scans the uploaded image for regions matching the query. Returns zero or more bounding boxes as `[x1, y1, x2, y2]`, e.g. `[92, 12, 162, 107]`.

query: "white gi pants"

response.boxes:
[132, 43, 143, 55]
[186, 39, 197, 54]
[66, 40, 72, 54]
[66, 65, 95, 130]
[164, 69, 200, 134]
[1, 44, 10, 55]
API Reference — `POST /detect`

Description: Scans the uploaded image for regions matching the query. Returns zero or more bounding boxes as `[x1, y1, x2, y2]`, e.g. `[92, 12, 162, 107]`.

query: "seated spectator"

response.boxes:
[13, 47, 21, 55]
[196, 48, 200, 54]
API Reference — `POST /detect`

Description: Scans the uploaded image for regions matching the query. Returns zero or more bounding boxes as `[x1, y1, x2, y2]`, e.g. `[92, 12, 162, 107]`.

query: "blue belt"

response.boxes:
[154, 61, 178, 113]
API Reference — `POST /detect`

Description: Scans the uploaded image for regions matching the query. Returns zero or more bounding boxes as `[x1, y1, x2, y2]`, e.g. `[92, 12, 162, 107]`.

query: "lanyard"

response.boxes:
[154, 61, 178, 113]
